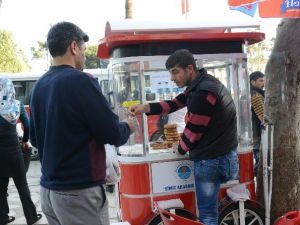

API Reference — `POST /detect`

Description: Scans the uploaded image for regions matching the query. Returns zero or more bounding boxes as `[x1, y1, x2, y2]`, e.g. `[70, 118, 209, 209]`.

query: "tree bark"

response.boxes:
[125, 0, 133, 19]
[258, 19, 300, 223]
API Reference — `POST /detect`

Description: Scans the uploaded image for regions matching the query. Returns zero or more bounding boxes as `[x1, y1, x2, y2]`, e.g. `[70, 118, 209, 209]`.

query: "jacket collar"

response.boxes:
[50, 64, 74, 70]
[185, 68, 207, 93]
[250, 85, 265, 96]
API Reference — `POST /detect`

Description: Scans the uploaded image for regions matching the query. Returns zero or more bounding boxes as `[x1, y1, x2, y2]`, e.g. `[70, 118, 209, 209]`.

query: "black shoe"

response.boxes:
[3, 216, 15, 224]
[28, 213, 42, 225]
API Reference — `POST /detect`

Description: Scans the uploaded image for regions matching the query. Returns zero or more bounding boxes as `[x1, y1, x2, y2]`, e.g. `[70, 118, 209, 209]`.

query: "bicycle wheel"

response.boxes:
[219, 200, 265, 225]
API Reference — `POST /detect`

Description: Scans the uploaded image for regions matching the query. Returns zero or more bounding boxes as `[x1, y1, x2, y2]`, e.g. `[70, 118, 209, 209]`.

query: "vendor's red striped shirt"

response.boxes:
[148, 90, 217, 154]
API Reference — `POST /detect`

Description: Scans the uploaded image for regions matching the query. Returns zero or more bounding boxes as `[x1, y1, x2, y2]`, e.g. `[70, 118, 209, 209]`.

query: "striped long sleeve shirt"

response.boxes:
[147, 90, 217, 154]
[251, 93, 264, 123]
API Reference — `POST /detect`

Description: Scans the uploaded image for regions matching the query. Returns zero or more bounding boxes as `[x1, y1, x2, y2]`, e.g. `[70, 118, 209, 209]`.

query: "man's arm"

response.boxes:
[251, 93, 264, 123]
[129, 92, 187, 116]
[177, 91, 217, 154]
[29, 108, 37, 148]
[147, 92, 187, 115]
[76, 75, 133, 147]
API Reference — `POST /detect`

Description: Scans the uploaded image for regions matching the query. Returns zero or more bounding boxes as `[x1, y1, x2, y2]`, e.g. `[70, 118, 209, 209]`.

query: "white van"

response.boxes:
[1, 69, 109, 105]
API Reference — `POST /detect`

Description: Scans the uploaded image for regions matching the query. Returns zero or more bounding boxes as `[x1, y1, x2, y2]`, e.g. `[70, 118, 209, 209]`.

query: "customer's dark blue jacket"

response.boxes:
[29, 65, 130, 190]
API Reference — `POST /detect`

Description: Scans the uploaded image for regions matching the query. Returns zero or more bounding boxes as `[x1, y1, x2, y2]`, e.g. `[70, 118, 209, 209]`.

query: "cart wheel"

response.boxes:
[148, 208, 198, 225]
[219, 200, 265, 225]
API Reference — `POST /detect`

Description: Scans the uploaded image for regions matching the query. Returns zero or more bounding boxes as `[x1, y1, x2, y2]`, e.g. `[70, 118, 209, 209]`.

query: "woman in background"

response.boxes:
[0, 77, 41, 225]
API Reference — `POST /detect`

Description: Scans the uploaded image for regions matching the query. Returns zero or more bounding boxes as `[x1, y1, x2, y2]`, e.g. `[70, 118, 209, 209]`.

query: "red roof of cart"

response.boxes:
[97, 20, 265, 59]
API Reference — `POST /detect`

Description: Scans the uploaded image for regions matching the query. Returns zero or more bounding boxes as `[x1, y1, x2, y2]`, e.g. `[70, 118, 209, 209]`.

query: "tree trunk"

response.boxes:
[125, 0, 133, 19]
[258, 19, 300, 223]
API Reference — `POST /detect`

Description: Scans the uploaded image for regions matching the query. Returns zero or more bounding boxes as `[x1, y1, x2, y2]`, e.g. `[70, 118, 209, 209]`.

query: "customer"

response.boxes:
[15, 108, 31, 173]
[0, 77, 42, 225]
[249, 71, 265, 176]
[29, 21, 134, 225]
[129, 49, 239, 225]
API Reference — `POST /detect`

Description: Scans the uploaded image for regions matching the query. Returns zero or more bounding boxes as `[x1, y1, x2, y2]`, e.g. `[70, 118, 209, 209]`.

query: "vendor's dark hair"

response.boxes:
[165, 49, 197, 71]
[249, 71, 264, 82]
[47, 21, 89, 57]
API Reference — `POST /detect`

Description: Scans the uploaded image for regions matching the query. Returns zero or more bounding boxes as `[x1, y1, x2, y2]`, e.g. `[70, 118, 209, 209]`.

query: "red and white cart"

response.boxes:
[97, 20, 265, 225]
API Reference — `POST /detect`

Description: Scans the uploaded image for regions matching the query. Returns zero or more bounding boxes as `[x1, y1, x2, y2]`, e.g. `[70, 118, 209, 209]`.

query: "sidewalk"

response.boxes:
[7, 161, 119, 225]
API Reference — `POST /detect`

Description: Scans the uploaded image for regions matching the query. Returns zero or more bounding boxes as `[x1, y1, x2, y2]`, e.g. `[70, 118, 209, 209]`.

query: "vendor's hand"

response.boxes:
[129, 104, 150, 116]
[172, 142, 186, 155]
[123, 119, 135, 134]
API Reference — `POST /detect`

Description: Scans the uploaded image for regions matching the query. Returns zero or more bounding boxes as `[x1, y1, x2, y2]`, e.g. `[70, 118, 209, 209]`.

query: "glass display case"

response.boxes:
[108, 53, 252, 157]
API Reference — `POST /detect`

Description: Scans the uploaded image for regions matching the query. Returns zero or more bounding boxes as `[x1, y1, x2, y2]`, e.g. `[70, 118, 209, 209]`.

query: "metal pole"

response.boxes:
[239, 201, 246, 225]
[262, 124, 270, 225]
[268, 125, 274, 221]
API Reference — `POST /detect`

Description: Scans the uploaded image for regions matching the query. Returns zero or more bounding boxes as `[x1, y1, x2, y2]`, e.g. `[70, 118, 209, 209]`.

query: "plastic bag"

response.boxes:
[226, 183, 250, 202]
[105, 144, 120, 184]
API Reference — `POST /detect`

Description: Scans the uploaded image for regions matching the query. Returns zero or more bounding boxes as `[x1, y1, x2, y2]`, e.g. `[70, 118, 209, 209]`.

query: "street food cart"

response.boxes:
[97, 20, 265, 225]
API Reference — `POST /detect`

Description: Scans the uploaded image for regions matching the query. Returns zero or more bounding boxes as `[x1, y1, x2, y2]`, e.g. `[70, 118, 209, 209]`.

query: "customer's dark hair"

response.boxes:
[249, 71, 264, 82]
[165, 49, 197, 71]
[47, 21, 89, 57]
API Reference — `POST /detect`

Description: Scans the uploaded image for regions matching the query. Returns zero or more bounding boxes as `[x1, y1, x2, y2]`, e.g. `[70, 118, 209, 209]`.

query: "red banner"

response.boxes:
[228, 0, 256, 7]
[259, 0, 300, 18]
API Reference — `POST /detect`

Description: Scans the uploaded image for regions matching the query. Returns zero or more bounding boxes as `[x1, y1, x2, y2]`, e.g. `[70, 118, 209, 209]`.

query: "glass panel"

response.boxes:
[112, 61, 144, 156]
[110, 53, 252, 156]
[100, 80, 109, 101]
[143, 58, 187, 152]
[194, 56, 233, 92]
[236, 59, 252, 148]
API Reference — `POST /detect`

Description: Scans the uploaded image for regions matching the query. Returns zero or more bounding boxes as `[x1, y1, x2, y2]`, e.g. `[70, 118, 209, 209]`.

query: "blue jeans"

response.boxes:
[194, 149, 239, 225]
